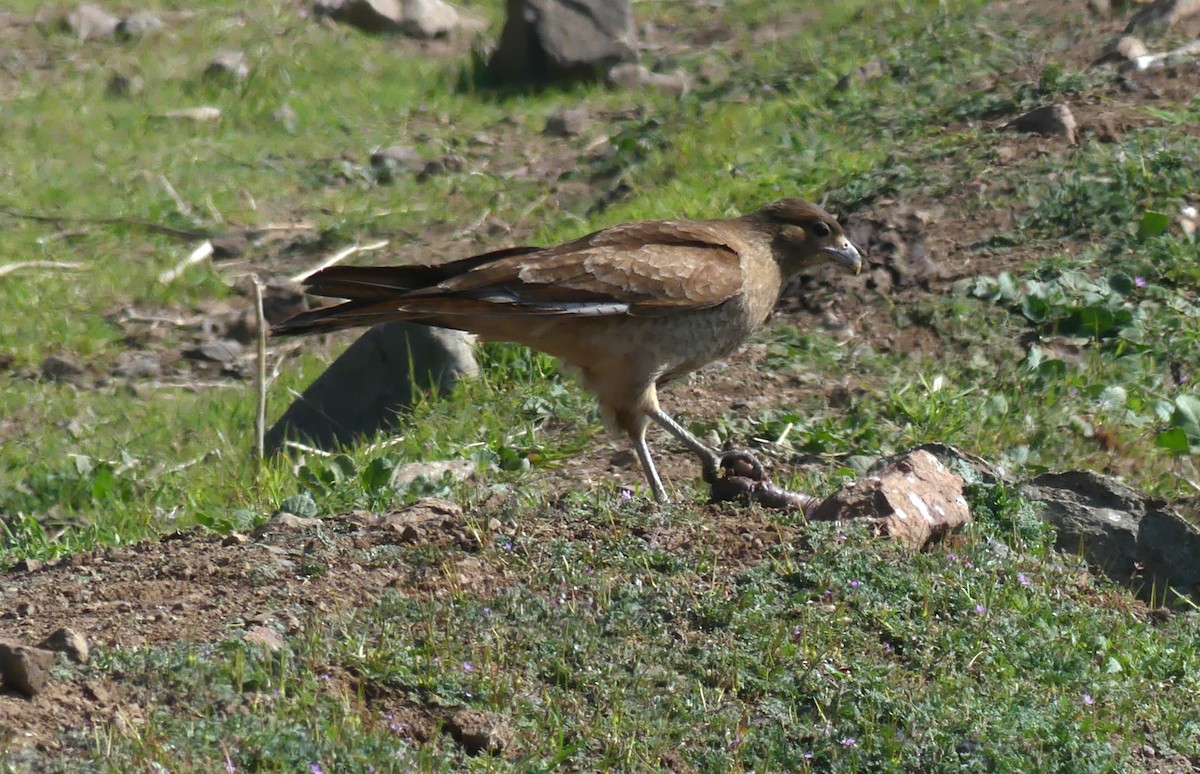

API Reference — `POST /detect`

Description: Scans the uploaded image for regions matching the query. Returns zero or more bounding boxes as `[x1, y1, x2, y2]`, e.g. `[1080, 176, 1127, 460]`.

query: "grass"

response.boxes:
[2, 0, 1199, 769]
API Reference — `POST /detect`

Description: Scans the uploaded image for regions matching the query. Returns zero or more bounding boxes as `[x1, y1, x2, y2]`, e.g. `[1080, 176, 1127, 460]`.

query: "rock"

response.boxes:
[106, 72, 144, 98]
[606, 63, 691, 95]
[273, 103, 298, 132]
[38, 627, 89, 664]
[315, 0, 481, 37]
[116, 10, 163, 39]
[1124, 0, 1200, 34]
[809, 449, 971, 549]
[391, 459, 476, 489]
[1087, 0, 1112, 16]
[40, 354, 87, 387]
[209, 233, 250, 259]
[266, 322, 478, 455]
[443, 708, 514, 756]
[204, 50, 249, 82]
[380, 498, 461, 541]
[1021, 471, 1200, 604]
[835, 57, 888, 90]
[159, 106, 222, 122]
[543, 107, 588, 137]
[370, 145, 426, 182]
[1003, 104, 1077, 144]
[184, 339, 243, 364]
[0, 641, 57, 697]
[113, 351, 162, 379]
[64, 4, 120, 40]
[261, 512, 322, 532]
[244, 626, 286, 652]
[487, 0, 637, 85]
[417, 153, 465, 181]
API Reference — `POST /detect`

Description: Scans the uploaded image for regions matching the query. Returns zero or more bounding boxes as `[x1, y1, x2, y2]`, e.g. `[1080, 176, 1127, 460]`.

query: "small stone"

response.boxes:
[204, 50, 250, 82]
[264, 512, 322, 531]
[39, 627, 89, 664]
[222, 532, 249, 546]
[116, 11, 163, 39]
[0, 641, 57, 697]
[607, 63, 691, 95]
[835, 57, 888, 90]
[1003, 104, 1077, 144]
[391, 459, 476, 489]
[106, 73, 144, 98]
[210, 233, 250, 259]
[244, 626, 286, 653]
[543, 107, 589, 137]
[185, 339, 243, 364]
[113, 351, 162, 379]
[418, 153, 465, 181]
[64, 4, 120, 40]
[40, 354, 87, 387]
[273, 103, 298, 132]
[159, 106, 223, 122]
[369, 145, 426, 178]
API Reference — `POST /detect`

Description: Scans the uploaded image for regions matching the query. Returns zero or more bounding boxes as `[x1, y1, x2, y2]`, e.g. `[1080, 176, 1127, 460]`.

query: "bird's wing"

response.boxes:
[423, 220, 746, 317]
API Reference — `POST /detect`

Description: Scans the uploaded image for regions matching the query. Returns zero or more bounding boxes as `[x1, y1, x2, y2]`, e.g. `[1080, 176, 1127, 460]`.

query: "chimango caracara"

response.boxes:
[275, 198, 861, 502]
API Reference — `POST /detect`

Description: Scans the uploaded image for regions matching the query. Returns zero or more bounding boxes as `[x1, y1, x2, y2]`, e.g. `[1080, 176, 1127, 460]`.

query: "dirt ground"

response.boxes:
[3, 0, 1198, 750]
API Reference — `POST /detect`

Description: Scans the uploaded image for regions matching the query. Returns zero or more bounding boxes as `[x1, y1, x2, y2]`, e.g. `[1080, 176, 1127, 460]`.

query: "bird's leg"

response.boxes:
[648, 409, 767, 483]
[629, 426, 670, 503]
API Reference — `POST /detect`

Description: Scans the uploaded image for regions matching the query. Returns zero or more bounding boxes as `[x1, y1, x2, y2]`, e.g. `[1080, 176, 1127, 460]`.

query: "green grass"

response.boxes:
[2, 0, 1199, 768]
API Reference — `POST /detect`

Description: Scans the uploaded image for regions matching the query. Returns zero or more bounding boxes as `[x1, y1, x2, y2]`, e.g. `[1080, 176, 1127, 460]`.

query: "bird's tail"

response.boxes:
[273, 246, 541, 337]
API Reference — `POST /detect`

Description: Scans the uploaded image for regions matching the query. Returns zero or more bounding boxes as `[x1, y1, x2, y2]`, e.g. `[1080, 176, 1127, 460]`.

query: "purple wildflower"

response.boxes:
[1134, 276, 1147, 288]
[1083, 693, 1094, 706]
[974, 604, 986, 615]
[1018, 573, 1031, 587]
[841, 737, 857, 747]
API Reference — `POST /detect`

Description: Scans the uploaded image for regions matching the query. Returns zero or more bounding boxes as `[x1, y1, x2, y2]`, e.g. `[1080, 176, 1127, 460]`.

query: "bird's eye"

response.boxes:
[810, 221, 832, 238]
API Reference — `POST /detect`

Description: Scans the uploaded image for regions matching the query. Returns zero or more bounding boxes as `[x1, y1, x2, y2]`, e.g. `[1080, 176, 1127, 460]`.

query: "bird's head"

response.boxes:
[753, 198, 862, 276]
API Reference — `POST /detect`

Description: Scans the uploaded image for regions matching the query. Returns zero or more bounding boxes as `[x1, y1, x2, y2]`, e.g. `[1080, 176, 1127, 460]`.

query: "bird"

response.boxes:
[274, 198, 862, 502]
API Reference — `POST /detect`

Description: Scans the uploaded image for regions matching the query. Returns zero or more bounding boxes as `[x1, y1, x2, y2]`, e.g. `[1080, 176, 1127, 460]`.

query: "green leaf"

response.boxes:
[1138, 211, 1169, 239]
[278, 493, 319, 518]
[1155, 427, 1190, 453]
[1171, 394, 1200, 438]
[361, 456, 396, 492]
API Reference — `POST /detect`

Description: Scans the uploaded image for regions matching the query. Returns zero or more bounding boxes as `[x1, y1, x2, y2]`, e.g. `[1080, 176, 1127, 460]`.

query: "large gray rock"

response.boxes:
[1021, 471, 1200, 604]
[266, 322, 477, 454]
[487, 0, 637, 85]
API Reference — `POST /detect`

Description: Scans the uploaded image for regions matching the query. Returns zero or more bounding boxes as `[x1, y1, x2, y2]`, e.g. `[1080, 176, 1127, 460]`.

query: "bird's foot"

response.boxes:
[704, 443, 816, 513]
[701, 444, 767, 484]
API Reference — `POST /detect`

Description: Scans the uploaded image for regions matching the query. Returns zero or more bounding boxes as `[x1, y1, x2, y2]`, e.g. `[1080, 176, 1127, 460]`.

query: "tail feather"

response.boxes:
[301, 246, 542, 301]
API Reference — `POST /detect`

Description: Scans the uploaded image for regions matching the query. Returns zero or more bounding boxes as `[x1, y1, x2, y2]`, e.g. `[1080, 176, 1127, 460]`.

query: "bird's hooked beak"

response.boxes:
[823, 236, 863, 274]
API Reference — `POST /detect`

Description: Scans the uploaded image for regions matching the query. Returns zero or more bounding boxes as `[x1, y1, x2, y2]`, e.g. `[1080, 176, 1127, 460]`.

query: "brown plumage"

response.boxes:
[275, 198, 861, 501]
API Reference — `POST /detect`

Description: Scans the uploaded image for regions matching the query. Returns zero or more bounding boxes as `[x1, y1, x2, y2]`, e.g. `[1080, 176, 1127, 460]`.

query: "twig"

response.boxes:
[450, 208, 491, 240]
[0, 260, 87, 277]
[253, 275, 267, 465]
[158, 174, 194, 219]
[289, 239, 389, 284]
[0, 205, 211, 239]
[158, 240, 214, 284]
